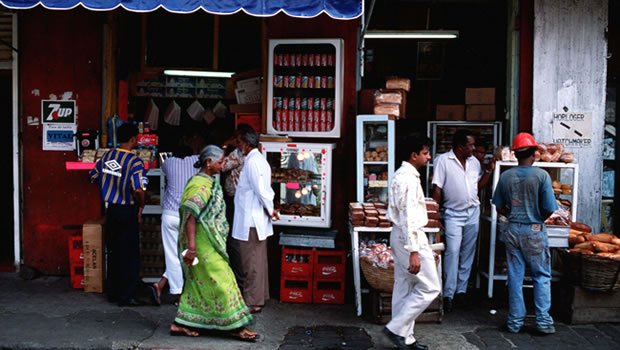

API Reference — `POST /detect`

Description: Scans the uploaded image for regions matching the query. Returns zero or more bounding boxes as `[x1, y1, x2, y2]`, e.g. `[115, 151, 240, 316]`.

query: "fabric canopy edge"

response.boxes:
[0, 1, 364, 20]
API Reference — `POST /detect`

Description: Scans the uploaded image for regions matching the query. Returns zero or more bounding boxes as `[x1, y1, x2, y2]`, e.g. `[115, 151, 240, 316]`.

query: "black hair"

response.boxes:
[174, 144, 194, 159]
[452, 129, 473, 148]
[514, 146, 537, 160]
[117, 123, 138, 143]
[235, 123, 255, 134]
[237, 126, 259, 149]
[396, 134, 433, 164]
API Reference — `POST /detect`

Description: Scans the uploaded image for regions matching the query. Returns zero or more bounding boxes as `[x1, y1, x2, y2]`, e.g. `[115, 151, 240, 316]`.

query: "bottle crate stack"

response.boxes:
[68, 235, 84, 289]
[140, 216, 164, 278]
[280, 246, 346, 304]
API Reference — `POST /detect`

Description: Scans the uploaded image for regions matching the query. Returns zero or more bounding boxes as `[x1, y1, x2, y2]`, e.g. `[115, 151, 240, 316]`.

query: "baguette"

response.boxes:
[596, 252, 620, 261]
[592, 241, 620, 253]
[612, 238, 620, 246]
[568, 234, 586, 246]
[574, 241, 595, 251]
[590, 233, 617, 244]
[568, 248, 594, 255]
[570, 222, 592, 233]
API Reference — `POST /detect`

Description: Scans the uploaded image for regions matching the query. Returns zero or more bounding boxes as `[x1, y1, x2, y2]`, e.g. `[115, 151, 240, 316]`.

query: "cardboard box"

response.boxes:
[359, 89, 406, 118]
[83, 219, 105, 293]
[465, 88, 495, 105]
[466, 104, 496, 121]
[436, 105, 465, 121]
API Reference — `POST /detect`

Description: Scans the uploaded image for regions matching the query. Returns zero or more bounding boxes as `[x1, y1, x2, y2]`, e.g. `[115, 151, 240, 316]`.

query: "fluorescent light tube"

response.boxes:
[364, 30, 459, 39]
[163, 70, 235, 78]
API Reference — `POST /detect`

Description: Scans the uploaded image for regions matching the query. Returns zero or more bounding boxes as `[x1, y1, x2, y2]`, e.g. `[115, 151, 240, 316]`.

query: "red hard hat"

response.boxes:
[512, 132, 538, 150]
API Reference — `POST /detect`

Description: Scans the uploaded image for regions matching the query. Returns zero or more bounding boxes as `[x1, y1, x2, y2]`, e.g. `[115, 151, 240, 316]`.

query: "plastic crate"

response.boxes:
[280, 276, 312, 304]
[313, 279, 344, 304]
[313, 249, 345, 280]
[68, 235, 83, 264]
[281, 247, 314, 278]
[70, 263, 84, 289]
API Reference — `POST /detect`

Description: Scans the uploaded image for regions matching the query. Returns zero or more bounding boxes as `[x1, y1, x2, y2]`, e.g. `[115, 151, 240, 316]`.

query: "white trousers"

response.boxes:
[387, 227, 441, 345]
[161, 210, 184, 294]
[442, 205, 480, 298]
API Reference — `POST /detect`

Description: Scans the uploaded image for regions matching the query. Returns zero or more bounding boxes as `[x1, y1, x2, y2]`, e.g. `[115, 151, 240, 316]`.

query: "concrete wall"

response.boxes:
[533, 0, 608, 231]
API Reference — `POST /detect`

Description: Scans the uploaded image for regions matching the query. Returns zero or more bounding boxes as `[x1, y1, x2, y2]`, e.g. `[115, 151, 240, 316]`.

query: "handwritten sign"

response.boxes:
[552, 111, 592, 147]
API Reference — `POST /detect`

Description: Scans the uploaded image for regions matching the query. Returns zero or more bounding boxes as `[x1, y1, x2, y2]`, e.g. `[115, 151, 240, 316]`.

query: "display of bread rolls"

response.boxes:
[566, 223, 620, 261]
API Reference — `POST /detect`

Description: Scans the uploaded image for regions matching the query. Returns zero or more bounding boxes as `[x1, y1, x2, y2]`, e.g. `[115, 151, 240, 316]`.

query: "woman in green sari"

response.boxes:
[170, 145, 257, 341]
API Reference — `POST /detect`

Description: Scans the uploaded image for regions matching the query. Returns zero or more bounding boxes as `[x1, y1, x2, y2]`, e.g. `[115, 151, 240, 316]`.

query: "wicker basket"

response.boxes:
[561, 250, 620, 291]
[360, 257, 394, 293]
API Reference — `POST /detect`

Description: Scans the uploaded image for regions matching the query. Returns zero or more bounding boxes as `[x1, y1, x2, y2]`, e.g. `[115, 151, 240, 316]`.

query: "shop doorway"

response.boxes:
[0, 70, 14, 270]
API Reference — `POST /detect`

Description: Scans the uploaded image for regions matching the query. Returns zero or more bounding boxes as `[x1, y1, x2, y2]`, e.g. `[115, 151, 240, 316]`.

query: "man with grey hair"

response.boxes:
[232, 128, 277, 313]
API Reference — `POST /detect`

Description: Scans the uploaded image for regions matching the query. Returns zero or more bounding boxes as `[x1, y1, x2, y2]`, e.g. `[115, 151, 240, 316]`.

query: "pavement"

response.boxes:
[0, 272, 619, 349]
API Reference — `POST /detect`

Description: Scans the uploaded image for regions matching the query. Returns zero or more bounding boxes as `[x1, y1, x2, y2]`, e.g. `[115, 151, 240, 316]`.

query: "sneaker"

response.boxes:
[500, 324, 522, 334]
[537, 325, 556, 335]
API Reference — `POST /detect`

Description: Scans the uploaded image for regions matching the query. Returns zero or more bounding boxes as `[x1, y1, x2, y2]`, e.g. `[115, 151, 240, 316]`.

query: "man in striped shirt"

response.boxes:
[89, 123, 152, 306]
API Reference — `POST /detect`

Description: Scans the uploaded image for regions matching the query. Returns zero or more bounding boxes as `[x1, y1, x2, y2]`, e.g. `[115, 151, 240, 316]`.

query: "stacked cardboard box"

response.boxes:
[83, 220, 104, 293]
[465, 87, 495, 121]
[349, 202, 391, 228]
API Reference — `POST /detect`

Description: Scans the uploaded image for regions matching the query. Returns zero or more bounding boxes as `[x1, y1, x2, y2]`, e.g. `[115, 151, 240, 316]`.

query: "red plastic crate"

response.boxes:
[313, 279, 344, 304]
[313, 249, 346, 280]
[68, 236, 84, 264]
[281, 247, 314, 279]
[70, 263, 84, 289]
[280, 276, 312, 304]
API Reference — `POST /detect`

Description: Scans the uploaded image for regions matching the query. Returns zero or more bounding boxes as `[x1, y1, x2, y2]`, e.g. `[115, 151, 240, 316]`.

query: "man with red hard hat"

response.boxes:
[492, 132, 558, 335]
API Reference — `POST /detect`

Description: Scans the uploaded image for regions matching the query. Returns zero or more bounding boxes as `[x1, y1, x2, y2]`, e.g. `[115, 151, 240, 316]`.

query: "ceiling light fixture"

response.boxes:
[363, 30, 459, 40]
[163, 70, 235, 78]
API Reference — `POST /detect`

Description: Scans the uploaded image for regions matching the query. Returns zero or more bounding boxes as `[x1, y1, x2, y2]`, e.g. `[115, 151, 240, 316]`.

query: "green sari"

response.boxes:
[175, 173, 253, 330]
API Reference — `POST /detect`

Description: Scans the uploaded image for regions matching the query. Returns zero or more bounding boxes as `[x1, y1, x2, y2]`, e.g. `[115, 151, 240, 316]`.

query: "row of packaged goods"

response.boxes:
[280, 247, 346, 304]
[78, 133, 159, 169]
[274, 52, 336, 67]
[272, 97, 334, 132]
[273, 75, 335, 89]
[348, 199, 441, 229]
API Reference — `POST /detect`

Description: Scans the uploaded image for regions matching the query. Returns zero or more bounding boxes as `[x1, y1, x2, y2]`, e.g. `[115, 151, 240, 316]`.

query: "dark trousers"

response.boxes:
[105, 204, 141, 303]
[224, 193, 244, 290]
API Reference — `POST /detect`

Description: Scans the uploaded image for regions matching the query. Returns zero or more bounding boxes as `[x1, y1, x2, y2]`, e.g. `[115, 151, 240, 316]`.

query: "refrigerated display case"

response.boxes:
[355, 115, 395, 203]
[477, 161, 579, 298]
[261, 142, 336, 228]
[267, 39, 343, 138]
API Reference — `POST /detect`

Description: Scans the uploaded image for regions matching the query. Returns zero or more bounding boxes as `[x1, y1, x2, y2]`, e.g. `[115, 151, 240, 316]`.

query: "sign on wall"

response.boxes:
[41, 99, 77, 151]
[552, 111, 592, 147]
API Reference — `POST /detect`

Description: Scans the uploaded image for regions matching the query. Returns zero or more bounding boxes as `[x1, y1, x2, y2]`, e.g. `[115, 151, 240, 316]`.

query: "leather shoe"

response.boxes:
[409, 341, 429, 350]
[443, 297, 453, 312]
[382, 327, 409, 350]
[118, 298, 146, 307]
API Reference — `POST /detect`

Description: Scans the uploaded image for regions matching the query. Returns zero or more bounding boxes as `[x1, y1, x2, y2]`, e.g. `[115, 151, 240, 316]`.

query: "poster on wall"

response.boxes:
[551, 111, 593, 148]
[43, 123, 77, 151]
[41, 100, 76, 124]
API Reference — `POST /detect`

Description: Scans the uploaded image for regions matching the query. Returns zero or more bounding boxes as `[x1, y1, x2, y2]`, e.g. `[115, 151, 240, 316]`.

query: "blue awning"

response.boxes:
[0, 0, 363, 19]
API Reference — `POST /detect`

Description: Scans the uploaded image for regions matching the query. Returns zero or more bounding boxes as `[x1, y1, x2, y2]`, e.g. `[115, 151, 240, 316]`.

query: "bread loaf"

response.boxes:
[590, 233, 617, 244]
[570, 222, 592, 233]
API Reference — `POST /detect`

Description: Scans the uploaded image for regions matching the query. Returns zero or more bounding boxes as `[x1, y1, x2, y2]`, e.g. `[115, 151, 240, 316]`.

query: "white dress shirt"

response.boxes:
[387, 161, 429, 253]
[232, 148, 275, 241]
[432, 150, 481, 211]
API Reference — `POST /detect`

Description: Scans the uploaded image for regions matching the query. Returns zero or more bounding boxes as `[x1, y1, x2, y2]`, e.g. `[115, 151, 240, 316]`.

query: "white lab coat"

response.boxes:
[232, 148, 275, 241]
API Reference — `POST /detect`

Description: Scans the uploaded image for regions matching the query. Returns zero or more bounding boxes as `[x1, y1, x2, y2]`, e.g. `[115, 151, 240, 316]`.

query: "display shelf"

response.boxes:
[266, 39, 343, 138]
[262, 142, 335, 228]
[477, 161, 579, 298]
[356, 115, 395, 204]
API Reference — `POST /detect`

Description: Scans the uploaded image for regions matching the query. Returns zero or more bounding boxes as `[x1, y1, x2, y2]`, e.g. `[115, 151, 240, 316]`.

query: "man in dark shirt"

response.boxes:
[492, 132, 558, 335]
[90, 123, 155, 306]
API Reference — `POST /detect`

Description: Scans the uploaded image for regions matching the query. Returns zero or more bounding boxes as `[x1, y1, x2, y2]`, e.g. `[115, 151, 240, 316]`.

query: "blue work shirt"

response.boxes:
[492, 166, 558, 224]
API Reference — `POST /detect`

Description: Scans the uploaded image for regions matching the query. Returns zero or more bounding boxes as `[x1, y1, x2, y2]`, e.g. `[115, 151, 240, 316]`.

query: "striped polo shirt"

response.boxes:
[89, 148, 145, 205]
[161, 155, 199, 212]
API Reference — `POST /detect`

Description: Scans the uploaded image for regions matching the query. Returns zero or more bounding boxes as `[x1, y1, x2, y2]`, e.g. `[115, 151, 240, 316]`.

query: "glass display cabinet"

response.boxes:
[266, 38, 344, 138]
[355, 115, 395, 203]
[477, 161, 579, 298]
[261, 142, 336, 228]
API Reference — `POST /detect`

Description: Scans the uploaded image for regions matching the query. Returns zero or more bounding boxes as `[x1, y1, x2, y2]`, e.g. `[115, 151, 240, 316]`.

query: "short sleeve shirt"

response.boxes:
[432, 150, 481, 210]
[492, 166, 558, 224]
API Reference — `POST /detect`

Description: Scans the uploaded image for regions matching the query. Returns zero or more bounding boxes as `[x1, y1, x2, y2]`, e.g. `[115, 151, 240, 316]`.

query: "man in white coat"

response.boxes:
[232, 127, 278, 313]
[384, 135, 441, 350]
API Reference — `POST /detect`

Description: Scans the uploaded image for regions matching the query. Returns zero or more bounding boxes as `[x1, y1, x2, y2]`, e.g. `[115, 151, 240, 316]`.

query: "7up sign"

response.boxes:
[42, 100, 76, 124]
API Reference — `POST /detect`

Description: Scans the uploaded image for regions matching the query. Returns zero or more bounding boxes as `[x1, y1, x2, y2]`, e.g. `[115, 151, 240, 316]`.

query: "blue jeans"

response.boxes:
[503, 223, 554, 331]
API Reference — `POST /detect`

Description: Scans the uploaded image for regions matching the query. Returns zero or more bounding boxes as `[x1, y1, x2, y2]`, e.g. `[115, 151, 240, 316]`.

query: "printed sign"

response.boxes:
[43, 123, 77, 151]
[552, 111, 592, 147]
[42, 100, 76, 124]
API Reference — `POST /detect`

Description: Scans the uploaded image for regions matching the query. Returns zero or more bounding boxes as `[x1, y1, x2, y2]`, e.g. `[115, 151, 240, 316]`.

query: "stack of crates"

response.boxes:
[68, 235, 84, 289]
[280, 247, 346, 304]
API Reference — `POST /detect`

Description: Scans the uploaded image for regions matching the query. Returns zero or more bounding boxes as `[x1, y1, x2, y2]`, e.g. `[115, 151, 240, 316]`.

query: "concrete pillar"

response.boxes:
[533, 0, 608, 232]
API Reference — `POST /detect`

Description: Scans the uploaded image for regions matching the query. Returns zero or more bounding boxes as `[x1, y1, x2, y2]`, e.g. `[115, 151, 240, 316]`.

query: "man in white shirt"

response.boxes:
[383, 135, 441, 350]
[232, 128, 278, 313]
[432, 129, 494, 312]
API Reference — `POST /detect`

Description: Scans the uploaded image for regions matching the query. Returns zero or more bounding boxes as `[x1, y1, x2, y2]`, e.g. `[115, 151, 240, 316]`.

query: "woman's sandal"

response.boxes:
[227, 327, 258, 342]
[249, 306, 263, 314]
[169, 324, 199, 337]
